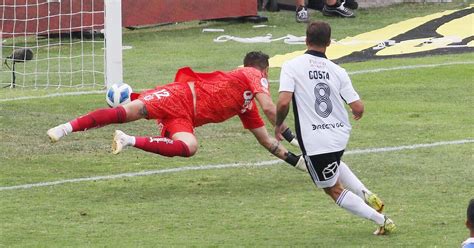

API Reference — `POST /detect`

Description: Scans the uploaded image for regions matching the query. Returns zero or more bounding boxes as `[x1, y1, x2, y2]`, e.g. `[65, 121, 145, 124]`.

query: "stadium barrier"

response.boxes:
[1, 0, 257, 35]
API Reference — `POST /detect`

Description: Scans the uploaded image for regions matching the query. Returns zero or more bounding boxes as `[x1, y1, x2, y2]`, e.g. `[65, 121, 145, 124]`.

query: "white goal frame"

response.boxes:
[104, 0, 122, 87]
[0, 0, 123, 88]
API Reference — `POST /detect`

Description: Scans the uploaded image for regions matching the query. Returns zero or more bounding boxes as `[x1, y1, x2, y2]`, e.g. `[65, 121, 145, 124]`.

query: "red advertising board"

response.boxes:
[0, 0, 257, 37]
[122, 0, 257, 27]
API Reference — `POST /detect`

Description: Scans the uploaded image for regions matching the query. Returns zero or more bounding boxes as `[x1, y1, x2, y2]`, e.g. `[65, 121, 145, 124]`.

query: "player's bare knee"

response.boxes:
[173, 132, 198, 157]
[181, 139, 198, 157]
[324, 182, 344, 201]
[187, 145, 197, 157]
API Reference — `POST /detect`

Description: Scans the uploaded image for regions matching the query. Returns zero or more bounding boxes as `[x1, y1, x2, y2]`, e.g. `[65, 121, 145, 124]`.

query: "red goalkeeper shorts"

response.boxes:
[138, 82, 195, 137]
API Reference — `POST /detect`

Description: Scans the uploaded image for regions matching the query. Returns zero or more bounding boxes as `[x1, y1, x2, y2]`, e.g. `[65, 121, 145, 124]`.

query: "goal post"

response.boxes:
[104, 0, 123, 88]
[0, 0, 123, 89]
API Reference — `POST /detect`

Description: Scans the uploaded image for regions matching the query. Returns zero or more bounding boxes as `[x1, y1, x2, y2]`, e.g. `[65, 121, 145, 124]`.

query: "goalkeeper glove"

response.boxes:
[281, 127, 299, 147]
[285, 152, 308, 172]
[295, 156, 307, 172]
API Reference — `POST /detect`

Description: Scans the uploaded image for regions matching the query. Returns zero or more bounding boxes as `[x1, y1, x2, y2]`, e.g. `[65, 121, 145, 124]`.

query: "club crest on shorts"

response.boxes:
[322, 161, 338, 180]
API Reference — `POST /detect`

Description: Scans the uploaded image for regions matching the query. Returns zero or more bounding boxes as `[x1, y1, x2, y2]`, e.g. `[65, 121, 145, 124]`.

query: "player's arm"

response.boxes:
[274, 91, 293, 142]
[254, 92, 278, 126]
[339, 69, 363, 120]
[248, 126, 306, 172]
[348, 100, 364, 120]
[254, 92, 299, 146]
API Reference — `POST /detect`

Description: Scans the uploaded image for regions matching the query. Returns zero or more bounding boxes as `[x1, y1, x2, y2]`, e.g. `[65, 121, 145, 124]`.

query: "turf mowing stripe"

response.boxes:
[1, 61, 473, 103]
[1, 139, 472, 191]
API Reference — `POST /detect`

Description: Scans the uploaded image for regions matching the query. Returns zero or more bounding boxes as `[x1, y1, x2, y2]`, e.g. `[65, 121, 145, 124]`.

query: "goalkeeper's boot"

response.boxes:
[363, 190, 385, 213]
[373, 216, 396, 235]
[47, 124, 69, 143]
[112, 130, 132, 154]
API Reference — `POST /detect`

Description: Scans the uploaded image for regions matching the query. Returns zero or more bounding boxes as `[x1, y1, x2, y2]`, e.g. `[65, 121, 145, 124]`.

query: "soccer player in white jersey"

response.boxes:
[274, 21, 396, 235]
[462, 199, 474, 248]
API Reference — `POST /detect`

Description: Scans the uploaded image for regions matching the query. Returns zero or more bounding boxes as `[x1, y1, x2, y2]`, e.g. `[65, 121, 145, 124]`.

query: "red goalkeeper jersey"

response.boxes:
[174, 66, 270, 129]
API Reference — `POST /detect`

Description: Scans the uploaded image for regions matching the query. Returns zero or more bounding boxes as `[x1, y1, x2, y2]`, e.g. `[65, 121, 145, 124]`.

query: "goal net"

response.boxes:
[0, 0, 122, 89]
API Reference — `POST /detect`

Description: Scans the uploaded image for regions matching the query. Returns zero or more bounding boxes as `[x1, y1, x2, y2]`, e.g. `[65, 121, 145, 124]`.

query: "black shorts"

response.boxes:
[304, 150, 344, 188]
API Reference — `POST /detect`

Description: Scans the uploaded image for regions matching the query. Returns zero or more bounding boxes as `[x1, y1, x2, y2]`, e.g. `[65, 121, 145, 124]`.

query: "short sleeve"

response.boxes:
[242, 68, 270, 96]
[238, 100, 265, 129]
[338, 69, 360, 104]
[279, 62, 295, 93]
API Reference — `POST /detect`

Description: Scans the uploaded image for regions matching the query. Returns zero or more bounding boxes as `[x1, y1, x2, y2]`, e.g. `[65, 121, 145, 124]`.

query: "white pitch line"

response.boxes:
[344, 139, 474, 154]
[1, 139, 472, 191]
[0, 90, 104, 103]
[2, 61, 473, 103]
[0, 160, 282, 191]
[267, 60, 474, 83]
[346, 61, 474, 75]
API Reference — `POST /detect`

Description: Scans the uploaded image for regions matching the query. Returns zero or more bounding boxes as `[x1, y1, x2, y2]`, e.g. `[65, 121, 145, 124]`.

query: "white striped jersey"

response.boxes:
[279, 50, 360, 155]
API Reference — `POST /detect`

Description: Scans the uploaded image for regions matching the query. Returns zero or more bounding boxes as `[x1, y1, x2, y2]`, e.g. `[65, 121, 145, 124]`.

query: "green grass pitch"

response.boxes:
[0, 2, 473, 247]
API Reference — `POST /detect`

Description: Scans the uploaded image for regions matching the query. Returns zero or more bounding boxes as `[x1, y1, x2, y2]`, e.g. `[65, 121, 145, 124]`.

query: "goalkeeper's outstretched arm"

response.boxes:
[255, 92, 299, 147]
[249, 126, 306, 172]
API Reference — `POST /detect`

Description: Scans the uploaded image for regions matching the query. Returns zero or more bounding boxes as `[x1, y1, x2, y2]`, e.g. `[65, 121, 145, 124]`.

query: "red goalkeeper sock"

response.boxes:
[134, 137, 191, 157]
[70, 106, 127, 132]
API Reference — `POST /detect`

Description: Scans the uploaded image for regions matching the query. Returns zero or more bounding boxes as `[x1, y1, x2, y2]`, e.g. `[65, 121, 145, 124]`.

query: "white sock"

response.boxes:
[63, 122, 73, 134]
[119, 132, 135, 147]
[129, 136, 136, 146]
[336, 189, 385, 225]
[338, 161, 371, 199]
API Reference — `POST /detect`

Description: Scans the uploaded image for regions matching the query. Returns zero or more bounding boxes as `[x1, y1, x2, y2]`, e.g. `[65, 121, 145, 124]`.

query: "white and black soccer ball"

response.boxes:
[106, 83, 133, 108]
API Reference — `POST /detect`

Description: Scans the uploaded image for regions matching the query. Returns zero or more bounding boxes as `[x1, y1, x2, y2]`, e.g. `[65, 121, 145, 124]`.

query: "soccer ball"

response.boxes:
[106, 83, 133, 108]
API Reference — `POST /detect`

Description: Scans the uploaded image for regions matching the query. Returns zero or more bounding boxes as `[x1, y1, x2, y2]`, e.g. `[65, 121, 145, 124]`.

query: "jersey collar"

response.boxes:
[305, 50, 327, 59]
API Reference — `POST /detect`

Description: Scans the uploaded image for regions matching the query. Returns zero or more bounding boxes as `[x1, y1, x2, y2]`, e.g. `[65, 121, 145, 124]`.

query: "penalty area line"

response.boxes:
[0, 139, 472, 191]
